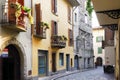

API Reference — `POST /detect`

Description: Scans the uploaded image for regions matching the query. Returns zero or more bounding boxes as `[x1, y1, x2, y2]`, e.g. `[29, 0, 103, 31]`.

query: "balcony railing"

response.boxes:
[34, 26, 46, 39]
[102, 40, 114, 48]
[51, 35, 66, 48]
[0, 3, 27, 32]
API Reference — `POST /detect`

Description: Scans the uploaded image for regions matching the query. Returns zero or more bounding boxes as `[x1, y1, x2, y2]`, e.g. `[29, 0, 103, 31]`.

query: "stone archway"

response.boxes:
[0, 38, 27, 80]
[96, 57, 103, 66]
[74, 55, 79, 70]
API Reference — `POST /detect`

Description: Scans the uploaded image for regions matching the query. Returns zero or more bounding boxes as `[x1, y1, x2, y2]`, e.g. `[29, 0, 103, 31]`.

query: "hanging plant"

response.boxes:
[61, 35, 67, 41]
[40, 22, 49, 29]
[10, 2, 33, 24]
[86, 0, 93, 17]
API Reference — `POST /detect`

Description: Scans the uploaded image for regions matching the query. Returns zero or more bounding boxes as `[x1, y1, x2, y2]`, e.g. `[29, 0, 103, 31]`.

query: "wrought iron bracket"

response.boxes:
[101, 24, 118, 30]
[96, 9, 120, 19]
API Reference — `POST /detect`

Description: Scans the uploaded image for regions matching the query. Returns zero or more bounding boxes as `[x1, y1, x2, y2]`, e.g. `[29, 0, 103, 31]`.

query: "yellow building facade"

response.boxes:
[31, 0, 79, 78]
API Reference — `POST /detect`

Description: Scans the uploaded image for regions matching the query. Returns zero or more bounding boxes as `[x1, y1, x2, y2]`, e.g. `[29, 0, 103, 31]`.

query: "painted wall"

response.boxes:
[32, 0, 74, 77]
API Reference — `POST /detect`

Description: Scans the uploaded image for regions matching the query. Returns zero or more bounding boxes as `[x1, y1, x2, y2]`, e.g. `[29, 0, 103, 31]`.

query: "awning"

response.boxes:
[92, 0, 120, 30]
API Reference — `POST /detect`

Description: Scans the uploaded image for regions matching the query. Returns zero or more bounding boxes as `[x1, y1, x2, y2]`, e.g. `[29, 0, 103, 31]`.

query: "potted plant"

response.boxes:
[10, 2, 33, 24]
[40, 22, 49, 30]
[61, 35, 67, 41]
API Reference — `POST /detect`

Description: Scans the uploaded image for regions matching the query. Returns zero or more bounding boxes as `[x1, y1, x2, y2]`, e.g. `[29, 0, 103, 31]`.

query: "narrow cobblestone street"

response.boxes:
[54, 67, 115, 80]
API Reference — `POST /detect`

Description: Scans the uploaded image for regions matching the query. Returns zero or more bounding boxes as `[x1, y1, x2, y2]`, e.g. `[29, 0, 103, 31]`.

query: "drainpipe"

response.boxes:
[31, 0, 33, 77]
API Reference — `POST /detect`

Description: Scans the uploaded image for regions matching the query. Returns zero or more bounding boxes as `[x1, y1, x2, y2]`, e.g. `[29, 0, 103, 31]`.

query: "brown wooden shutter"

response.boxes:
[51, 0, 55, 13]
[55, 0, 57, 13]
[68, 6, 71, 22]
[35, 3, 42, 35]
[51, 20, 55, 35]
[70, 30, 73, 39]
[68, 29, 73, 46]
[18, 0, 24, 5]
[71, 30, 73, 45]
[8, 0, 16, 23]
[55, 22, 58, 35]
[68, 29, 70, 46]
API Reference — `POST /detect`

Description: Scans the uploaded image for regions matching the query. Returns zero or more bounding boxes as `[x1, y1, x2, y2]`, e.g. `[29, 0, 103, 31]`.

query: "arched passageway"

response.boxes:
[96, 57, 103, 66]
[0, 44, 22, 80]
[74, 55, 79, 70]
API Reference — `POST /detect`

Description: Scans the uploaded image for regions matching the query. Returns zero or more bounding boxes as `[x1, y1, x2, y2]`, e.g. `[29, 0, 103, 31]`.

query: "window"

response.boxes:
[51, 20, 58, 35]
[68, 6, 71, 23]
[59, 53, 64, 66]
[85, 15, 88, 23]
[98, 47, 102, 54]
[74, 13, 77, 22]
[68, 29, 73, 46]
[96, 36, 103, 42]
[51, 0, 57, 14]
[71, 58, 73, 67]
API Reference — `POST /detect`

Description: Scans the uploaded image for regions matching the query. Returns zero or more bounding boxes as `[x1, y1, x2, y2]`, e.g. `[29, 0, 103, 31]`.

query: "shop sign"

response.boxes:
[0, 48, 8, 58]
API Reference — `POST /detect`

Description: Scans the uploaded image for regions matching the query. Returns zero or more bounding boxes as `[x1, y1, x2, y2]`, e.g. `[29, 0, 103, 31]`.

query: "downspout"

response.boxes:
[31, 0, 33, 77]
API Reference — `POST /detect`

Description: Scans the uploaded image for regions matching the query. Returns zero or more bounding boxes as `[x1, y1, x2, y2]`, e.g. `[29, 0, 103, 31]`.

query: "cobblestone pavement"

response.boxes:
[54, 67, 115, 80]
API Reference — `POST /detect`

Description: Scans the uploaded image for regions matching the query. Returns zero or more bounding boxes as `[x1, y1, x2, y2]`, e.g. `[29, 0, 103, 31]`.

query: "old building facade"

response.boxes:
[0, 0, 32, 80]
[73, 0, 94, 70]
[31, 0, 79, 79]
[93, 27, 105, 66]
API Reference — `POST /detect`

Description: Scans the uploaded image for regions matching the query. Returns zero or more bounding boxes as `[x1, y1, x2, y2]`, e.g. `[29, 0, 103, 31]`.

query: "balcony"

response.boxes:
[34, 22, 49, 39]
[34, 27, 46, 39]
[102, 40, 114, 48]
[0, 2, 32, 32]
[51, 35, 67, 48]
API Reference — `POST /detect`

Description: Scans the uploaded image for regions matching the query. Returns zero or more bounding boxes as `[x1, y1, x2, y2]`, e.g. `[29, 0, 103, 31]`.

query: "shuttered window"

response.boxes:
[51, 20, 58, 35]
[68, 29, 73, 46]
[98, 47, 102, 54]
[8, 0, 16, 22]
[35, 3, 42, 35]
[68, 6, 71, 23]
[51, 0, 57, 14]
[96, 36, 103, 42]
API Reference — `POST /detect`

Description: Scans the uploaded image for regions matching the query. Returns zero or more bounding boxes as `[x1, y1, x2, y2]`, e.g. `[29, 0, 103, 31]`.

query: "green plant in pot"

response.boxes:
[40, 22, 49, 30]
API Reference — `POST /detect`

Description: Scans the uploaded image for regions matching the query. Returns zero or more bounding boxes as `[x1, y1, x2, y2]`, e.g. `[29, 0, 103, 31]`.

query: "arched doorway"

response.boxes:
[74, 55, 79, 70]
[96, 57, 103, 66]
[0, 44, 21, 80]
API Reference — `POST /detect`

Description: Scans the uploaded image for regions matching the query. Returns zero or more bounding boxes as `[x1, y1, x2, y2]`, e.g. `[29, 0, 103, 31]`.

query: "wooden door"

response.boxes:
[0, 58, 2, 80]
[52, 53, 56, 72]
